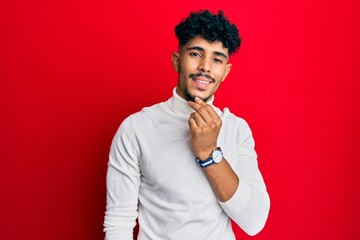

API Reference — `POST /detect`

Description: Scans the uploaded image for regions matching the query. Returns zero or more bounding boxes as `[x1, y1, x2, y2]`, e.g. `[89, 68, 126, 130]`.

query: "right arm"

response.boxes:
[104, 116, 140, 240]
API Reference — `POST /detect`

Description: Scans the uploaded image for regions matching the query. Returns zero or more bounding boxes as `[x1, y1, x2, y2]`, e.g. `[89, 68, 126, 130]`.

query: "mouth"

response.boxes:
[190, 73, 215, 89]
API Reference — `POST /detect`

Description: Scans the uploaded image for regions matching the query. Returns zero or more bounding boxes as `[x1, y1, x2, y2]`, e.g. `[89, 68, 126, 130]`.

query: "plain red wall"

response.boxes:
[1, 0, 359, 239]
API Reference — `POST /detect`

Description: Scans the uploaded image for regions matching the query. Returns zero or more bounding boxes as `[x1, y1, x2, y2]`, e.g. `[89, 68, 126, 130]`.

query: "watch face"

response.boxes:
[212, 150, 223, 163]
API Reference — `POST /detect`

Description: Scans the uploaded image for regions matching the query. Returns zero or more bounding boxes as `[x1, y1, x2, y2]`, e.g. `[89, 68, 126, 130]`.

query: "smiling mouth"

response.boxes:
[194, 79, 211, 85]
[191, 76, 214, 89]
[189, 73, 215, 84]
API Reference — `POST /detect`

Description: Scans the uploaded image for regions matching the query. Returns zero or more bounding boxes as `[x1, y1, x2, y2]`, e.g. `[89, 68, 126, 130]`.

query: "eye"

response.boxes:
[214, 58, 223, 64]
[190, 52, 201, 57]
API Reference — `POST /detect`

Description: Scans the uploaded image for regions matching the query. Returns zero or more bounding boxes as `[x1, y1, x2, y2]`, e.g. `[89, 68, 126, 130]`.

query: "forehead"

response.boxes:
[180, 36, 229, 57]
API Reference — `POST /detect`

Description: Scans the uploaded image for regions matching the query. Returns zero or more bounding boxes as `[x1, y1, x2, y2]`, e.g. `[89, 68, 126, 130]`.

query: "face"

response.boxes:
[172, 36, 232, 102]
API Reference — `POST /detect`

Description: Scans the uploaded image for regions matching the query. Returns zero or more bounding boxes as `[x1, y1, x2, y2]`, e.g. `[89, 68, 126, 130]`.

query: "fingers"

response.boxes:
[188, 97, 220, 124]
[188, 117, 198, 129]
[189, 111, 206, 127]
[188, 97, 221, 159]
[195, 97, 221, 120]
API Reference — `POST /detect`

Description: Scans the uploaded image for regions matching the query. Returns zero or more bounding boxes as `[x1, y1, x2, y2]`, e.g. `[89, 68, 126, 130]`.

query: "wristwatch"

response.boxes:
[196, 147, 223, 168]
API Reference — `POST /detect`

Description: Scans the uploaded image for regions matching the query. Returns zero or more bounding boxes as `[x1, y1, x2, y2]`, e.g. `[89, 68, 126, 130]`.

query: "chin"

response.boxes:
[185, 89, 212, 102]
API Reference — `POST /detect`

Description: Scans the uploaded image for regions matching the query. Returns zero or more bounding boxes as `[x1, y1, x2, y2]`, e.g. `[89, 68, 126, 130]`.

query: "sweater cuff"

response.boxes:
[104, 230, 133, 240]
[219, 178, 252, 214]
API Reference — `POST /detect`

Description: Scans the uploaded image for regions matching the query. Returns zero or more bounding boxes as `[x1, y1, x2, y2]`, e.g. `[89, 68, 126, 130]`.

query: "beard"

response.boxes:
[184, 88, 212, 103]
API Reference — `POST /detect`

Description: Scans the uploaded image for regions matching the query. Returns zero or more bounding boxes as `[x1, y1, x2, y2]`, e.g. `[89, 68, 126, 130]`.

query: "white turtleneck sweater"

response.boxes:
[104, 89, 270, 240]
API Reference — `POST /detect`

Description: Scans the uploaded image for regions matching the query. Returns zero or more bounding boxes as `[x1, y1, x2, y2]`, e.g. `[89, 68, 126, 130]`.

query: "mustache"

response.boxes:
[189, 73, 215, 83]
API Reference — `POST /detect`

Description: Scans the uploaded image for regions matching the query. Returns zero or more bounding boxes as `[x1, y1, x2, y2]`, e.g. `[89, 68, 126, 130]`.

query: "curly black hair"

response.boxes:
[175, 10, 241, 56]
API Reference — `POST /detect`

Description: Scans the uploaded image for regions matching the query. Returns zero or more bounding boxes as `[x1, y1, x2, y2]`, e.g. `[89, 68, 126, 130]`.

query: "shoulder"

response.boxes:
[219, 108, 257, 154]
[115, 101, 166, 135]
[217, 107, 255, 142]
[124, 101, 164, 123]
[221, 108, 251, 129]
[136, 101, 170, 125]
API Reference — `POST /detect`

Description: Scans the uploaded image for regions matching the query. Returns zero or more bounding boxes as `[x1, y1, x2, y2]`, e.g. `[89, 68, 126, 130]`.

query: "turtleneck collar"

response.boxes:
[167, 88, 215, 116]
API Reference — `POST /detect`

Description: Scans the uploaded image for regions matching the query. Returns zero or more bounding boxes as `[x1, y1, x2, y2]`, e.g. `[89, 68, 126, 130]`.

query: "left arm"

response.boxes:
[188, 97, 270, 236]
[188, 97, 238, 202]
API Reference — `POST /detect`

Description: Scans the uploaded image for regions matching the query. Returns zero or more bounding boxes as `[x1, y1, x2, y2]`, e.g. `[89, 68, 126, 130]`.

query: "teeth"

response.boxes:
[196, 80, 209, 84]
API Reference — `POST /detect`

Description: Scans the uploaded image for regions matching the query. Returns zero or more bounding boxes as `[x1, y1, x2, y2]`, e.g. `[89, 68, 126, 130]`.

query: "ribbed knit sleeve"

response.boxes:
[104, 115, 141, 240]
[219, 118, 270, 236]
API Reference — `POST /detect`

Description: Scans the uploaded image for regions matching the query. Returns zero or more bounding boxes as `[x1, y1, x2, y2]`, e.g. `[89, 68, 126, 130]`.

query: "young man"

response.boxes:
[104, 10, 270, 240]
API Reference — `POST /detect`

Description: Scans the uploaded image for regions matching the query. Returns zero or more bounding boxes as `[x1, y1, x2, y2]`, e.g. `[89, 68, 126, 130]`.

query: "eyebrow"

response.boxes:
[186, 46, 228, 59]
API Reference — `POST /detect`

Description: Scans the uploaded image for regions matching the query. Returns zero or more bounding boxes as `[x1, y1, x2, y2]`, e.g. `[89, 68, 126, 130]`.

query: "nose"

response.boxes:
[198, 57, 211, 73]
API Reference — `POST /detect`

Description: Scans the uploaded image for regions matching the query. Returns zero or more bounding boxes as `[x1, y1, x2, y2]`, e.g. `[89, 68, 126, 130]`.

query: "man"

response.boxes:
[104, 10, 270, 239]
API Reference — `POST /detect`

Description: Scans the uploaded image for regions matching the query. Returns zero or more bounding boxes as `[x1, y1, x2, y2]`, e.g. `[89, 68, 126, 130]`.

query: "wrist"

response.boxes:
[197, 147, 217, 161]
[196, 147, 223, 168]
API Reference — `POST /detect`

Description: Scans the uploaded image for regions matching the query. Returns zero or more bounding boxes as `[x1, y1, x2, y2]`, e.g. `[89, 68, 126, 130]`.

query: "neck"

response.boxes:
[168, 88, 214, 116]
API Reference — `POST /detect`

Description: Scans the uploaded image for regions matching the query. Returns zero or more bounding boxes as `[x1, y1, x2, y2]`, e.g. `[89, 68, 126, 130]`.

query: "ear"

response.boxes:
[221, 63, 232, 82]
[172, 52, 180, 72]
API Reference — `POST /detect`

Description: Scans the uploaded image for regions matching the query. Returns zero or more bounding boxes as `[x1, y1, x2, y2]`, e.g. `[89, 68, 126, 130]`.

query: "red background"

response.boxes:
[1, 0, 360, 239]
